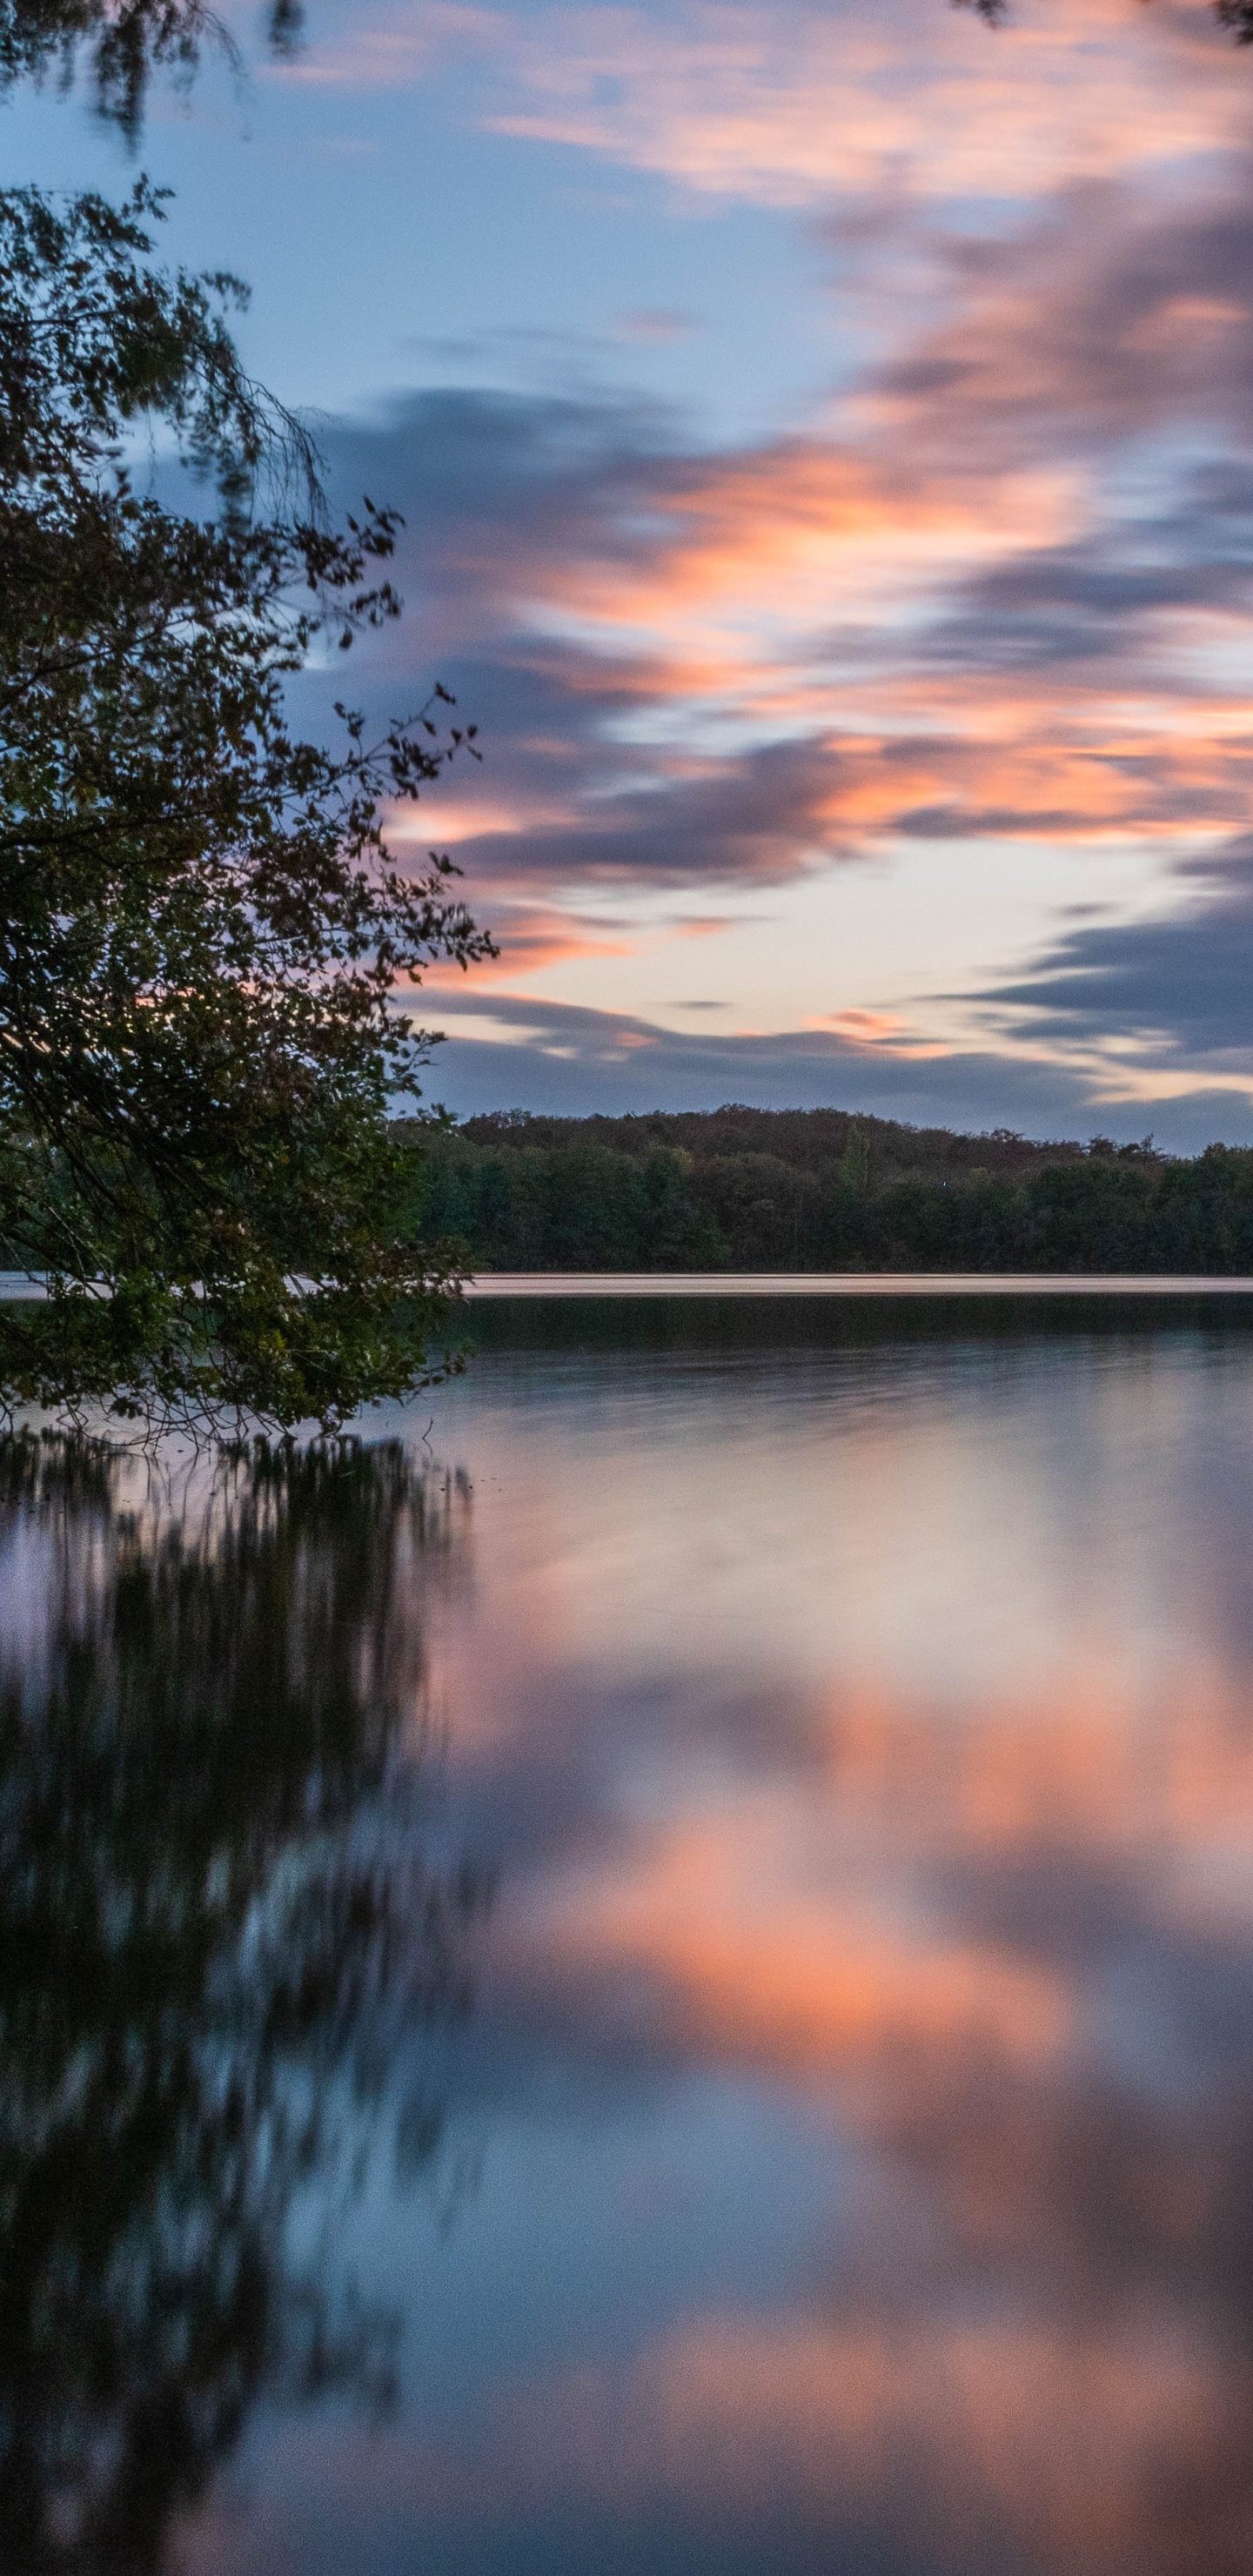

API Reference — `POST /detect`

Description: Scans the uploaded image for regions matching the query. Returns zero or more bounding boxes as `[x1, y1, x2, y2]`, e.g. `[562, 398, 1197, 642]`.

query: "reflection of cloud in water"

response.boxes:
[75, 1326, 1253, 2574]
[404, 1331, 1253, 2573]
[296, 2308, 1249, 2574]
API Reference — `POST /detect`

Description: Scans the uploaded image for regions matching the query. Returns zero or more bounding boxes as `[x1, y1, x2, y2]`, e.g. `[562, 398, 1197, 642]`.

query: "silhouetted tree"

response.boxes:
[0, 183, 492, 1432]
[0, 0, 304, 139]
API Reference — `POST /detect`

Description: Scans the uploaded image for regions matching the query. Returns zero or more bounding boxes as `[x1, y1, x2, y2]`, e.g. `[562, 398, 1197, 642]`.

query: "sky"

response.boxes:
[10, 0, 1253, 1144]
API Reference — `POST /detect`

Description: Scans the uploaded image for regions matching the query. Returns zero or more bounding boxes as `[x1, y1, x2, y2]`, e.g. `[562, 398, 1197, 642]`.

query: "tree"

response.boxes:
[962, 0, 1253, 33]
[0, 0, 305, 141]
[0, 181, 493, 1435]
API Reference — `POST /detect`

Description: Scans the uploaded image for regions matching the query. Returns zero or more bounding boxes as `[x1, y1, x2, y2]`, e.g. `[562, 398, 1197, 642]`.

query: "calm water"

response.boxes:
[4, 1300, 1253, 2574]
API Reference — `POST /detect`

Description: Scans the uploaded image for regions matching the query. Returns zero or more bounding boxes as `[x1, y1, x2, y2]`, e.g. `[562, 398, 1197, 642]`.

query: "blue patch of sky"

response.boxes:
[0, 56, 834, 446]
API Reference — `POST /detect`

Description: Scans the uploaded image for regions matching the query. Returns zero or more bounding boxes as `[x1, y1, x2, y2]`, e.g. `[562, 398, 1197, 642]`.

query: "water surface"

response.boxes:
[4, 1304, 1253, 2573]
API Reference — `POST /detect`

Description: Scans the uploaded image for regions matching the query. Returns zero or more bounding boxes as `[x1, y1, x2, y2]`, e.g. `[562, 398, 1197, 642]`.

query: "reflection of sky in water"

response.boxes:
[178, 1318, 1253, 2572]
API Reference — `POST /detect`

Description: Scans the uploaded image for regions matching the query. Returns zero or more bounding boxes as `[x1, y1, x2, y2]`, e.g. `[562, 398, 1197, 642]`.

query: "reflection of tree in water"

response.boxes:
[0, 1433, 483, 2574]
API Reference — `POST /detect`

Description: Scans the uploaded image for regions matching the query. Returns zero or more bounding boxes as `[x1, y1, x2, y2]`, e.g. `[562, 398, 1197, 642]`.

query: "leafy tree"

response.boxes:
[0, 0, 305, 140]
[0, 182, 492, 1434]
[399, 1109, 1253, 1276]
[838, 1124, 869, 1196]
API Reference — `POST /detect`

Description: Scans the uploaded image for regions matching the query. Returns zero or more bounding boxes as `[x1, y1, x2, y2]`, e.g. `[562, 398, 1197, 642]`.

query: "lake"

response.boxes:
[4, 1295, 1253, 2573]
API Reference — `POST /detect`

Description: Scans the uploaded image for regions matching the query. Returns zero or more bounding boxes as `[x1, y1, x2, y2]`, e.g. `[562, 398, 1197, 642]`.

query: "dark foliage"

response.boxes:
[0, 0, 304, 139]
[0, 1431, 484, 2574]
[962, 0, 1253, 36]
[393, 1107, 1253, 1274]
[0, 183, 492, 1432]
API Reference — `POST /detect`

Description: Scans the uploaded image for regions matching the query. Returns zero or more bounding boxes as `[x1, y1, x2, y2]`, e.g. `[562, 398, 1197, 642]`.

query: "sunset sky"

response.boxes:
[13, 0, 1253, 1144]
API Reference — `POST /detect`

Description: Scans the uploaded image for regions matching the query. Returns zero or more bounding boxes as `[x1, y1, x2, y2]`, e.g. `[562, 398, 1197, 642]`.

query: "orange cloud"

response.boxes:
[421, 913, 635, 980]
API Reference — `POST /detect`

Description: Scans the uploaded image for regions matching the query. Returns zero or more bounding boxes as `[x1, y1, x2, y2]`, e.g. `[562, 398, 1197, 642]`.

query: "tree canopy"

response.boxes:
[399, 1108, 1253, 1275]
[0, 0, 304, 138]
[0, 182, 493, 1434]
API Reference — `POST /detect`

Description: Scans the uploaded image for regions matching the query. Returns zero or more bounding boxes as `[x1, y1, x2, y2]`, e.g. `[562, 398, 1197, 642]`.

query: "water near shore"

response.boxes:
[4, 1298, 1253, 2573]
[463, 1269, 1253, 1294]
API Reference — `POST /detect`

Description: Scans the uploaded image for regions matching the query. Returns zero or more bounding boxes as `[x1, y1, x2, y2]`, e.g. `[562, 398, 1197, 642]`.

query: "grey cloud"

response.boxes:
[413, 989, 1253, 1151]
[325, 386, 690, 598]
[921, 460, 1253, 681]
[454, 735, 855, 890]
[291, 395, 883, 891]
[984, 835, 1253, 1067]
[898, 802, 1103, 840]
[881, 168, 1253, 457]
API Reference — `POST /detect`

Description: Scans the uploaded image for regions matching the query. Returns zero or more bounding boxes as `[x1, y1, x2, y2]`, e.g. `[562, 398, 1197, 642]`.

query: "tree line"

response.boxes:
[394, 1107, 1253, 1273]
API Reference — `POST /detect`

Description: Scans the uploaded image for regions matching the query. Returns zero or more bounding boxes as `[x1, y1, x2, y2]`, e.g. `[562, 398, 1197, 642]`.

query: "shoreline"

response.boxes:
[461, 1272, 1253, 1298]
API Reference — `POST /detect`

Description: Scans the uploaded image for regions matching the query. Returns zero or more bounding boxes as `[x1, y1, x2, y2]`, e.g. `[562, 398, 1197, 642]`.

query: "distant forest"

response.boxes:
[392, 1107, 1253, 1273]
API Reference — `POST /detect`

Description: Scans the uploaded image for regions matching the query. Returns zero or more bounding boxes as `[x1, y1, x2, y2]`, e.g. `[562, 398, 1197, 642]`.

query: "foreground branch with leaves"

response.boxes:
[0, 182, 493, 1434]
[0, 0, 305, 140]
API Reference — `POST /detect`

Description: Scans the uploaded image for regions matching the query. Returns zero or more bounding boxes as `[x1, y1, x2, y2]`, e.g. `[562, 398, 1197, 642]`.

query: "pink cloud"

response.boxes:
[273, 0, 1253, 212]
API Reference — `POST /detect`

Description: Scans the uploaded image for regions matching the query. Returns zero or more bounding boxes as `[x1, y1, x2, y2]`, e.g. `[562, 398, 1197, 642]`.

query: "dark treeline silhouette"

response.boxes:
[395, 1107, 1253, 1273]
[0, 1432, 484, 2575]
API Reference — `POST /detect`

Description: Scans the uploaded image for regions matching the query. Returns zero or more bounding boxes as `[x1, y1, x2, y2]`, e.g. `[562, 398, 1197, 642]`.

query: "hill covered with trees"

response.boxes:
[392, 1106, 1253, 1275]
